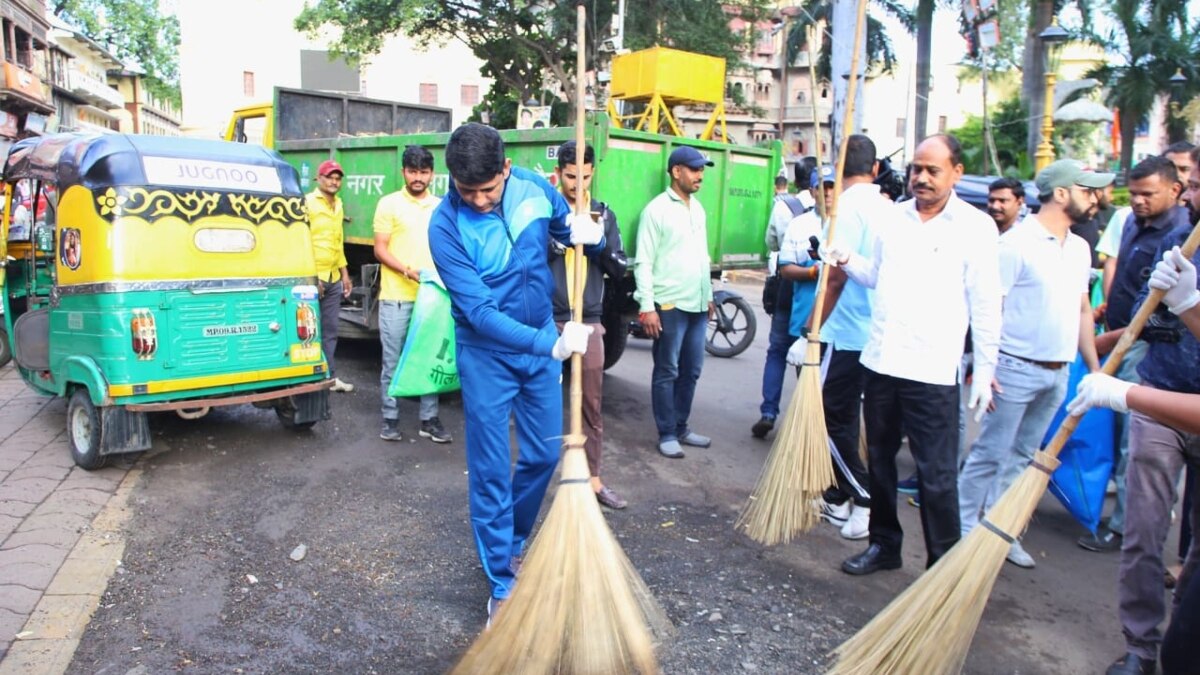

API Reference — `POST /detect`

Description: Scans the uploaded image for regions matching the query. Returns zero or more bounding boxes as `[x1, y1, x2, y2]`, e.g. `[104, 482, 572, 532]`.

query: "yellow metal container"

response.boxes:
[610, 47, 726, 104]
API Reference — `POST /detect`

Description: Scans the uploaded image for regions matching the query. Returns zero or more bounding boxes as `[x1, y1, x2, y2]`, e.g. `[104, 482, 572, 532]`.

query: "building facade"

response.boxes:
[46, 14, 126, 135]
[0, 0, 53, 154]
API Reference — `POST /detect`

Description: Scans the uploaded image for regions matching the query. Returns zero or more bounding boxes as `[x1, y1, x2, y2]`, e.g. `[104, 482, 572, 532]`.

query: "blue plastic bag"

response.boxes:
[1045, 355, 1115, 534]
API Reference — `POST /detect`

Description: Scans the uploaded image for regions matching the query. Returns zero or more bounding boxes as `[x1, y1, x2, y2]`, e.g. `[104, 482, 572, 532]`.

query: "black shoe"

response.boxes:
[1106, 652, 1156, 675]
[420, 417, 452, 444]
[751, 416, 775, 439]
[380, 419, 402, 441]
[841, 544, 902, 576]
[1078, 527, 1122, 553]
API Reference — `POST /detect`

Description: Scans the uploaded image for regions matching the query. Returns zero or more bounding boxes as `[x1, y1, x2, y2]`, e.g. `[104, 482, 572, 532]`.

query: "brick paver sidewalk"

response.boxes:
[0, 364, 136, 673]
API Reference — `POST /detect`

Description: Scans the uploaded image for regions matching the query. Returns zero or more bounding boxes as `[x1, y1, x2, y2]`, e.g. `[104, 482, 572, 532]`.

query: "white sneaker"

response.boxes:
[1006, 540, 1036, 569]
[820, 500, 850, 527]
[330, 378, 355, 393]
[840, 505, 870, 540]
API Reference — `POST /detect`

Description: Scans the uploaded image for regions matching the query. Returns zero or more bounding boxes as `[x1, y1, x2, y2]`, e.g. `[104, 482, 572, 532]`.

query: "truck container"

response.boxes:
[273, 112, 782, 366]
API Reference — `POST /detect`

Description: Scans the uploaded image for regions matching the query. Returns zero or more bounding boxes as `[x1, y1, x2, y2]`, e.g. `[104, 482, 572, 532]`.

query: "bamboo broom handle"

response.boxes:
[568, 1, 587, 446]
[805, 27, 826, 222]
[1043, 222, 1200, 459]
[808, 0, 869, 341]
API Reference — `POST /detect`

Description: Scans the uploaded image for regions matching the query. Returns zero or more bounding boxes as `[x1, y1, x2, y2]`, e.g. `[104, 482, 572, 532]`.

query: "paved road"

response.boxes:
[1, 278, 1179, 673]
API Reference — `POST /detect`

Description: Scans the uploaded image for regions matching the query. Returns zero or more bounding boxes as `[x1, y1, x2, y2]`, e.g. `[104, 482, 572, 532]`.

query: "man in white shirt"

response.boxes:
[958, 160, 1109, 569]
[828, 134, 1003, 574]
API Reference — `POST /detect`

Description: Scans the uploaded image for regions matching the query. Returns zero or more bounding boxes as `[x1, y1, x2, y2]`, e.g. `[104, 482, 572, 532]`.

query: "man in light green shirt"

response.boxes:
[635, 146, 716, 458]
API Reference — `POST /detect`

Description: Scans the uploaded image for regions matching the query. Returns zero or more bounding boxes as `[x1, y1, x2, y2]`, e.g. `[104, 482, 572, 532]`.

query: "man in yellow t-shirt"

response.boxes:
[306, 159, 353, 392]
[374, 145, 450, 443]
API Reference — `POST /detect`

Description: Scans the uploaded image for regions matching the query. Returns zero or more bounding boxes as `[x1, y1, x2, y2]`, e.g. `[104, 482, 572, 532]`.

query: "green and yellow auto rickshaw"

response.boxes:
[0, 133, 332, 469]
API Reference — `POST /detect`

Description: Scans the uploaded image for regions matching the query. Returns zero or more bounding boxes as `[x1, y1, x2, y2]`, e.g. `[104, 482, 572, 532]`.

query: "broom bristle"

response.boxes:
[451, 448, 672, 675]
[736, 340, 837, 546]
[827, 451, 1061, 675]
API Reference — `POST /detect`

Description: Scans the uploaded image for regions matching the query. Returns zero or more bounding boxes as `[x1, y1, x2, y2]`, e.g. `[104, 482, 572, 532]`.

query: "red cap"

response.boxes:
[317, 159, 344, 177]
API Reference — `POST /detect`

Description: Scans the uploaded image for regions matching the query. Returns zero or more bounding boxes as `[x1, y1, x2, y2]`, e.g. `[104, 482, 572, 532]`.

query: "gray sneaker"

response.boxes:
[419, 417, 452, 444]
[380, 419, 402, 441]
[658, 440, 685, 458]
[679, 431, 711, 447]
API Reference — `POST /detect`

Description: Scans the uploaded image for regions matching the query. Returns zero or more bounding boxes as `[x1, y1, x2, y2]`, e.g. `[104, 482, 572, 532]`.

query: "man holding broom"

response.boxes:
[957, 159, 1108, 570]
[428, 123, 603, 624]
[826, 134, 1002, 574]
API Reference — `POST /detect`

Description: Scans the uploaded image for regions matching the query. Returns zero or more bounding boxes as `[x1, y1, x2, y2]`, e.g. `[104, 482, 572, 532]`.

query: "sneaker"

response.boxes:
[379, 419, 402, 441]
[897, 475, 919, 495]
[1006, 540, 1036, 569]
[486, 597, 505, 629]
[658, 440, 685, 458]
[820, 499, 850, 527]
[679, 431, 712, 448]
[751, 416, 775, 439]
[840, 505, 870, 540]
[595, 486, 628, 510]
[907, 495, 921, 508]
[1078, 527, 1122, 553]
[330, 378, 355, 393]
[419, 417, 452, 444]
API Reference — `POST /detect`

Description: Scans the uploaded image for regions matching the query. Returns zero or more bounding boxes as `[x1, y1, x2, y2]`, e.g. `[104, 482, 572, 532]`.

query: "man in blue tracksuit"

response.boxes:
[428, 123, 602, 624]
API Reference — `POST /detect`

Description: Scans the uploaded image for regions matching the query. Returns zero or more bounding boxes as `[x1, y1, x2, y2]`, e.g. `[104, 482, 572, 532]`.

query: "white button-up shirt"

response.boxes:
[844, 194, 1002, 386]
[998, 216, 1091, 362]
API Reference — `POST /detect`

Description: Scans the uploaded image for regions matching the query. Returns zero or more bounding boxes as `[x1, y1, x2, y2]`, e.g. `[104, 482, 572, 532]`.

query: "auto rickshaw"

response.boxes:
[0, 133, 332, 469]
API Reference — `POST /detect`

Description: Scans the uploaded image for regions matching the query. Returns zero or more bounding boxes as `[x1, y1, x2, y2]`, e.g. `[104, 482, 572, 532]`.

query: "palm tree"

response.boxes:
[783, 0, 913, 78]
[1021, 1, 1095, 162]
[1086, 0, 1198, 176]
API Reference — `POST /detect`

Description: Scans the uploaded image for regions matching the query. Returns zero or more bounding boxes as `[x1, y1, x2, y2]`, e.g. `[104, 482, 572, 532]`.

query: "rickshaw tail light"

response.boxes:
[131, 310, 158, 358]
[296, 303, 317, 343]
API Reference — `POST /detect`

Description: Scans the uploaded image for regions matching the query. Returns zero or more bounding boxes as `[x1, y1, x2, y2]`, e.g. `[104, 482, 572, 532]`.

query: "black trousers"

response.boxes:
[864, 368, 962, 567]
[823, 347, 870, 508]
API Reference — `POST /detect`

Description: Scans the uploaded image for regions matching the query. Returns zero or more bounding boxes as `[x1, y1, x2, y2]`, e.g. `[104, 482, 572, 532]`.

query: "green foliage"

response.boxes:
[946, 96, 1031, 177]
[52, 0, 181, 105]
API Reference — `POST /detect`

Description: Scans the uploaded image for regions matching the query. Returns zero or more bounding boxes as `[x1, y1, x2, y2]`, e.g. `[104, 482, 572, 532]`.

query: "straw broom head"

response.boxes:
[827, 451, 1059, 675]
[736, 339, 837, 545]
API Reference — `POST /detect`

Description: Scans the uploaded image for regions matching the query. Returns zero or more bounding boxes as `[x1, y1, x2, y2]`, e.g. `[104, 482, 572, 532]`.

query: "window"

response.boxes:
[796, 90, 806, 103]
[896, 117, 906, 137]
[460, 84, 479, 106]
[420, 83, 438, 106]
[243, 71, 255, 97]
[938, 115, 948, 133]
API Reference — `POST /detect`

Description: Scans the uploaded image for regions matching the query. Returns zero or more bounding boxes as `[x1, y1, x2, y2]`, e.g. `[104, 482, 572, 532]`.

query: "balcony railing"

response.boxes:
[69, 70, 125, 109]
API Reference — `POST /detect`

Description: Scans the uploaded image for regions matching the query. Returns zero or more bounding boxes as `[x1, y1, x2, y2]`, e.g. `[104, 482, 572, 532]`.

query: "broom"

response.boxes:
[450, 5, 670, 673]
[736, 0, 870, 546]
[828, 222, 1200, 675]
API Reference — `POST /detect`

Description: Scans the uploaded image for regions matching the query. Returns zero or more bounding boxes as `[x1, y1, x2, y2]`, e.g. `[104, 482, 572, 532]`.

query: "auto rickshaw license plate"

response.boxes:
[290, 343, 321, 363]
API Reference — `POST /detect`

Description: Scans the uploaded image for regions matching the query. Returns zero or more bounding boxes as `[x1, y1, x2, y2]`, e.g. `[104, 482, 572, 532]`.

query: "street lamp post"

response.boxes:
[1169, 68, 1188, 143]
[1034, 18, 1068, 173]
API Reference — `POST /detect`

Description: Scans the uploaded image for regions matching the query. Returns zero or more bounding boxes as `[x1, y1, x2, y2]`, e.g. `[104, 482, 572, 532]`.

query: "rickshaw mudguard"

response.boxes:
[59, 355, 111, 405]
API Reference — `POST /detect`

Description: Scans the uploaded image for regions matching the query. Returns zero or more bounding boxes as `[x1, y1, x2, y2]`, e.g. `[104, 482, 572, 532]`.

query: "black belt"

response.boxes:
[1000, 350, 1067, 371]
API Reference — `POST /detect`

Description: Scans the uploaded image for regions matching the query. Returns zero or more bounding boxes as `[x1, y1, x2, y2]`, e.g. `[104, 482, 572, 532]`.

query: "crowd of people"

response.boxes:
[755, 137, 1199, 675]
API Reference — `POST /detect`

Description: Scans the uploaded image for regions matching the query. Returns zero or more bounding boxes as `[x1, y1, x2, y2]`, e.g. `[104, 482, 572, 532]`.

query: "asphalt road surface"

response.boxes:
[66, 279, 1174, 674]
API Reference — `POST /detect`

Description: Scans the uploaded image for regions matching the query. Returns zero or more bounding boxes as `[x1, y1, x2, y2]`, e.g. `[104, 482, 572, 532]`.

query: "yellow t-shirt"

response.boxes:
[373, 188, 441, 302]
[305, 190, 347, 282]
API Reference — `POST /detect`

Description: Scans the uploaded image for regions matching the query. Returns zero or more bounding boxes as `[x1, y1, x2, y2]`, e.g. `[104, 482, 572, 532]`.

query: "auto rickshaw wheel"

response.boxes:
[275, 397, 316, 431]
[0, 328, 11, 367]
[67, 389, 107, 470]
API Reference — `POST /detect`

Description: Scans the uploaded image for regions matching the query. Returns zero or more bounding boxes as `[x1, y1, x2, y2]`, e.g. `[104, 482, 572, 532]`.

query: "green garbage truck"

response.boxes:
[232, 90, 783, 367]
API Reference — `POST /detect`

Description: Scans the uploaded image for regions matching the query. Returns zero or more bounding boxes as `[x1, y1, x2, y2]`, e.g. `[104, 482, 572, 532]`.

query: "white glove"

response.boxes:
[551, 321, 593, 361]
[820, 245, 851, 266]
[1067, 372, 1134, 417]
[1149, 246, 1199, 315]
[967, 365, 995, 423]
[568, 213, 603, 246]
[786, 338, 806, 366]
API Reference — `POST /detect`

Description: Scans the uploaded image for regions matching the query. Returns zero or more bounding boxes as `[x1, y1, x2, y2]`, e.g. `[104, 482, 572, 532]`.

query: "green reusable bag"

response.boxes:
[388, 277, 460, 396]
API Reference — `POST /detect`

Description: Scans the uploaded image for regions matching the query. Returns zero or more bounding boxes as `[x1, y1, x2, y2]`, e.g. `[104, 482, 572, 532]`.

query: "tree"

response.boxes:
[947, 95, 1030, 176]
[1086, 0, 1199, 176]
[53, 0, 181, 105]
[1020, 0, 1093, 162]
[296, 0, 772, 125]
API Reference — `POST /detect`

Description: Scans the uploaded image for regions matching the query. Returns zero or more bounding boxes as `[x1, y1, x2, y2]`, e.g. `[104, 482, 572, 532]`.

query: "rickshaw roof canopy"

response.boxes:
[2, 133, 302, 196]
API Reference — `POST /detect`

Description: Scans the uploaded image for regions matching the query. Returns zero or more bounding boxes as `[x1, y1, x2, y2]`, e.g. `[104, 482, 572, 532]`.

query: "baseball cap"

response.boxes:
[1035, 159, 1114, 197]
[317, 159, 344, 177]
[809, 164, 836, 189]
[668, 146, 714, 170]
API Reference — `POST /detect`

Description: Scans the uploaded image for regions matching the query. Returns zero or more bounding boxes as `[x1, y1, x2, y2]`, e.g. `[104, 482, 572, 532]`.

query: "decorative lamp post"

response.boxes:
[1034, 18, 1069, 173]
[1169, 68, 1188, 143]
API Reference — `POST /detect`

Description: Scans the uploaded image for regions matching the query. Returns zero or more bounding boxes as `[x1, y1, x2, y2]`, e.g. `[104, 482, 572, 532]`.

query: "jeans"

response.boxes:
[319, 278, 343, 377]
[651, 308, 707, 442]
[864, 369, 962, 567]
[759, 308, 798, 419]
[378, 300, 438, 422]
[1110, 340, 1149, 535]
[1119, 408, 1200, 659]
[958, 354, 1069, 535]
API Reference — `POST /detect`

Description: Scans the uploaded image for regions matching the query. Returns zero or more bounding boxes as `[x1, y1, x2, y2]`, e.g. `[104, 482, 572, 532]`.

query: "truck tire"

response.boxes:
[67, 388, 107, 470]
[706, 294, 756, 358]
[602, 314, 628, 370]
[0, 328, 10, 367]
